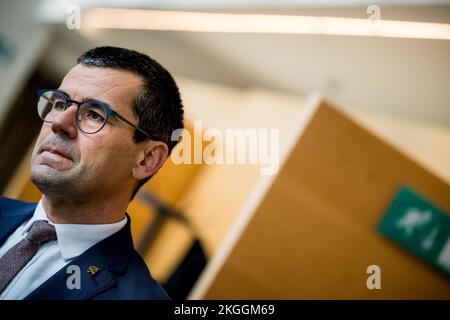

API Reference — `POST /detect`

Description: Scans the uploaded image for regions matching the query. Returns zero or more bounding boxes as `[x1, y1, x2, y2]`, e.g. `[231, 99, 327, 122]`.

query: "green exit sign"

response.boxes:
[378, 185, 450, 277]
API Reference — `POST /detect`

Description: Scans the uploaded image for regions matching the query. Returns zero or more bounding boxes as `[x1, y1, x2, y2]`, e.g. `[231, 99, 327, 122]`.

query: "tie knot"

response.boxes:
[26, 220, 57, 245]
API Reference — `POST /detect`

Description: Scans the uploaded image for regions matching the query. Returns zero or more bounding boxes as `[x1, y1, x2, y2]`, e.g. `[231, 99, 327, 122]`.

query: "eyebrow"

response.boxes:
[57, 88, 71, 98]
[57, 89, 108, 106]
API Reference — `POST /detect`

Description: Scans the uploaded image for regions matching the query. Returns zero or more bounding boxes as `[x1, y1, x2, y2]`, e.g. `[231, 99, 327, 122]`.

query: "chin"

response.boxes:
[31, 166, 75, 195]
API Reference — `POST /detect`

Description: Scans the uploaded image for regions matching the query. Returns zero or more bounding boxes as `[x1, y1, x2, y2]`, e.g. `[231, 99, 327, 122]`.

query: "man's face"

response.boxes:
[31, 64, 144, 200]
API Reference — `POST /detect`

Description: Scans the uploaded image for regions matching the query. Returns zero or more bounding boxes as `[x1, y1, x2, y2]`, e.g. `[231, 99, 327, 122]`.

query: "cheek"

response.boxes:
[80, 138, 136, 176]
[32, 126, 51, 157]
[35, 125, 51, 145]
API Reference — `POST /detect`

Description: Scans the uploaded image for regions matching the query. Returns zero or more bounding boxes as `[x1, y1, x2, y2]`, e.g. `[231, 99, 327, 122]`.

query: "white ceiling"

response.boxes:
[38, 3, 450, 126]
[39, 0, 450, 11]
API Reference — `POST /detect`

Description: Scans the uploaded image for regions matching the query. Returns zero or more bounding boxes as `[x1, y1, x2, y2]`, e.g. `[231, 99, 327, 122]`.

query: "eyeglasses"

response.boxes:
[37, 89, 154, 139]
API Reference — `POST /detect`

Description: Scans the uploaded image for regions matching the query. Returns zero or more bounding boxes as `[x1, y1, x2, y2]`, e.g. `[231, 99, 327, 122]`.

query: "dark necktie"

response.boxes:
[0, 220, 57, 294]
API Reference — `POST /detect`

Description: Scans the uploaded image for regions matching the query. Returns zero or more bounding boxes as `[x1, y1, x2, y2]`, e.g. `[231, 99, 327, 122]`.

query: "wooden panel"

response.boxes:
[3, 141, 41, 202]
[191, 99, 450, 299]
[137, 123, 203, 280]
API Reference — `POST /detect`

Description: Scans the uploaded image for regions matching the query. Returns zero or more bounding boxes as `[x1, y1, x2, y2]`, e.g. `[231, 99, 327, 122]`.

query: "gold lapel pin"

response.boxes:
[87, 265, 100, 276]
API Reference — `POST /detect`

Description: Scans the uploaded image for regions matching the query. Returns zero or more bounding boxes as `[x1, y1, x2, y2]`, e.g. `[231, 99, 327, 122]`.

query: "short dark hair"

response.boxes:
[77, 46, 184, 199]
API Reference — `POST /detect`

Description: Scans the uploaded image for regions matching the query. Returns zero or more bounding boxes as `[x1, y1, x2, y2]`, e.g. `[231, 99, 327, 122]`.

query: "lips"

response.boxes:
[41, 146, 72, 160]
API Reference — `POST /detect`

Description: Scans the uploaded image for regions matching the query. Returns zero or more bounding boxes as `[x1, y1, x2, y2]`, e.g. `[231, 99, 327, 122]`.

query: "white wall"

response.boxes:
[0, 0, 50, 127]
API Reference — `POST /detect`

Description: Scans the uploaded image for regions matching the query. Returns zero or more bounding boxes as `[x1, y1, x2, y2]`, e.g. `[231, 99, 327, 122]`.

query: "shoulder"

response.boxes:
[0, 197, 37, 245]
[0, 197, 37, 214]
[127, 251, 170, 299]
[95, 250, 170, 300]
[0, 196, 34, 207]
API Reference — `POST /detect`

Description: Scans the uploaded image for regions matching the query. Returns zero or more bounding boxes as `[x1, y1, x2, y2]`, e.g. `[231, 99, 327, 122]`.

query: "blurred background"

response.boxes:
[0, 0, 449, 299]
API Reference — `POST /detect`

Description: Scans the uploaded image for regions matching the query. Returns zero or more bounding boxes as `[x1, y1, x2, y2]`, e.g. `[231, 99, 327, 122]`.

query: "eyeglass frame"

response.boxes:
[37, 89, 155, 140]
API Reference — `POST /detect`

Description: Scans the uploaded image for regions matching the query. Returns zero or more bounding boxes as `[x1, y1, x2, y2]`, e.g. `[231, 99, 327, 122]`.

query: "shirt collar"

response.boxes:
[25, 199, 127, 261]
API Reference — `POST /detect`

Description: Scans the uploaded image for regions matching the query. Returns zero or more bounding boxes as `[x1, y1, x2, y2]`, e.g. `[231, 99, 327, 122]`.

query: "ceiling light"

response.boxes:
[83, 8, 450, 40]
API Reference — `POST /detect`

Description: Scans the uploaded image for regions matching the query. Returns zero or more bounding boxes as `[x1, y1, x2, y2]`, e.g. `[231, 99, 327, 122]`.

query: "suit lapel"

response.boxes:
[24, 216, 135, 300]
[24, 251, 118, 300]
[0, 200, 36, 245]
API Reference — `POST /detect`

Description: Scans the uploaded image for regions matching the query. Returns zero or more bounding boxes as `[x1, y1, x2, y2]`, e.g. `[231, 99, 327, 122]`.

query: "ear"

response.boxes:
[132, 141, 169, 180]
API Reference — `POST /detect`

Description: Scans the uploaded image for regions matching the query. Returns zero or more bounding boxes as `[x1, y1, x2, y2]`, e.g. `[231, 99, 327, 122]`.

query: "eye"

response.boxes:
[86, 109, 105, 122]
[53, 100, 66, 111]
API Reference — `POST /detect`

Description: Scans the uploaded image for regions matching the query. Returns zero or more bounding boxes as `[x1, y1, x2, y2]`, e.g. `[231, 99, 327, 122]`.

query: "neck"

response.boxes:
[42, 193, 128, 224]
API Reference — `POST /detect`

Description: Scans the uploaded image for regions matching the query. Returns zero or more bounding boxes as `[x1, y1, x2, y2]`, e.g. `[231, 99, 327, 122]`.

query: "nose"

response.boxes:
[50, 104, 78, 139]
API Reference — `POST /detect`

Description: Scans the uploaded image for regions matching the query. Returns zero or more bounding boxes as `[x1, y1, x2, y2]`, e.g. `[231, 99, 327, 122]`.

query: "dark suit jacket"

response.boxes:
[0, 197, 170, 300]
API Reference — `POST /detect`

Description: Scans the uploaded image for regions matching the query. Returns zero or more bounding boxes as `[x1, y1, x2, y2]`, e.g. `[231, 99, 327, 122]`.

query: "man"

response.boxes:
[0, 46, 184, 299]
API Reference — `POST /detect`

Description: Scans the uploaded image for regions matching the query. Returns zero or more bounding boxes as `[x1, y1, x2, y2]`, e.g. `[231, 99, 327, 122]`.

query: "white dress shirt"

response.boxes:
[0, 199, 127, 300]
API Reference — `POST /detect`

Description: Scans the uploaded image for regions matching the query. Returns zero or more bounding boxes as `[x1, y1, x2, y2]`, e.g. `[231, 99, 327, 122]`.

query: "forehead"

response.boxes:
[59, 64, 143, 113]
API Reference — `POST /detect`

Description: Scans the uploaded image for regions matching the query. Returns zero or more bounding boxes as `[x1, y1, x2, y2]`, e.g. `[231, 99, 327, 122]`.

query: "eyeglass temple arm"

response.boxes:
[41, 92, 156, 141]
[113, 112, 154, 140]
